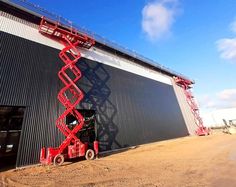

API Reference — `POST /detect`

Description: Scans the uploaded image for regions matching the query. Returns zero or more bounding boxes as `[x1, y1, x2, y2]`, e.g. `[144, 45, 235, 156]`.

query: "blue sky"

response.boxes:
[29, 0, 236, 113]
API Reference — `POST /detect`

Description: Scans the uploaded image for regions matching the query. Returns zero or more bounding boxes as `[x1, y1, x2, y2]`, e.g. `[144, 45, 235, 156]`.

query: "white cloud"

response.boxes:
[216, 38, 236, 63]
[141, 0, 179, 41]
[197, 89, 236, 111]
[230, 20, 236, 33]
[216, 19, 236, 63]
[218, 89, 236, 100]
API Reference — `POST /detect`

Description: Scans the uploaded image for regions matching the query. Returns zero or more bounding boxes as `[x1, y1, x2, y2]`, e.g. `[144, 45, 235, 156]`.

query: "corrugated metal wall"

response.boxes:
[0, 10, 172, 86]
[0, 31, 65, 166]
[78, 58, 189, 151]
[171, 79, 198, 135]
[1, 31, 189, 167]
[0, 12, 66, 167]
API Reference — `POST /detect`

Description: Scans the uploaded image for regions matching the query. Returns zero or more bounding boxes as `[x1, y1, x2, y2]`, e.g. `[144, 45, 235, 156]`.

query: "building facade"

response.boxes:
[0, 0, 198, 167]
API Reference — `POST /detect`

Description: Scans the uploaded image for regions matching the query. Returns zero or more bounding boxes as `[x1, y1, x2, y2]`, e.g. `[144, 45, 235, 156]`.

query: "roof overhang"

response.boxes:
[0, 0, 194, 84]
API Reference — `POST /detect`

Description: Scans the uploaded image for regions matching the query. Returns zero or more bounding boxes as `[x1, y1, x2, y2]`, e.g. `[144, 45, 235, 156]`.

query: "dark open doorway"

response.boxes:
[0, 106, 25, 171]
[66, 109, 97, 148]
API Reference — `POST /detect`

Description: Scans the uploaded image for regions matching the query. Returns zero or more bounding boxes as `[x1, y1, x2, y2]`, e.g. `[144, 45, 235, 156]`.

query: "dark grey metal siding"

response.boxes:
[0, 31, 65, 167]
[0, 31, 188, 167]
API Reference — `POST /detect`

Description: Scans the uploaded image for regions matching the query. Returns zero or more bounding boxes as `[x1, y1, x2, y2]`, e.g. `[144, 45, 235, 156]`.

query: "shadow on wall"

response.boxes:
[78, 59, 123, 151]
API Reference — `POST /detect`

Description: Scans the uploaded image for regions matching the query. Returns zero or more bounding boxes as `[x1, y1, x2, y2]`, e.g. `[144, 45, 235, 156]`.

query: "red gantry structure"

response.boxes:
[174, 77, 211, 136]
[38, 17, 98, 165]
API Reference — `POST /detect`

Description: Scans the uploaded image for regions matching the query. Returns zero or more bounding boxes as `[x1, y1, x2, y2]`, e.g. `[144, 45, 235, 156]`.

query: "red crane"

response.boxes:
[174, 77, 211, 136]
[38, 17, 98, 165]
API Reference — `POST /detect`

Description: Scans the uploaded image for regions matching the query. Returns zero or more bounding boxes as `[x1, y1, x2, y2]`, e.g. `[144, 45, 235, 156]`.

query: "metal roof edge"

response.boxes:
[0, 0, 194, 83]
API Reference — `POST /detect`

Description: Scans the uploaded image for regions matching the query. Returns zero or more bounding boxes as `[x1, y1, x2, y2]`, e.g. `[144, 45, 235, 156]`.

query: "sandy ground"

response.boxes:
[1, 132, 236, 187]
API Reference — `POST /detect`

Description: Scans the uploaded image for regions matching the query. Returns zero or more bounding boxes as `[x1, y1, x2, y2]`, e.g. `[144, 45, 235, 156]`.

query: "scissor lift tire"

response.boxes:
[54, 154, 64, 166]
[85, 149, 95, 160]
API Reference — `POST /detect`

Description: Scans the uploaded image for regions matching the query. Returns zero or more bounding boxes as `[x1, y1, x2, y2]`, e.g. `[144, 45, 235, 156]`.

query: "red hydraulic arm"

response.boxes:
[174, 77, 211, 136]
[38, 17, 98, 165]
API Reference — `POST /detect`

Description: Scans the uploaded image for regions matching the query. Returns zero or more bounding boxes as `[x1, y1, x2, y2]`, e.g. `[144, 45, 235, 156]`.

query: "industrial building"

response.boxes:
[202, 107, 236, 128]
[0, 0, 205, 168]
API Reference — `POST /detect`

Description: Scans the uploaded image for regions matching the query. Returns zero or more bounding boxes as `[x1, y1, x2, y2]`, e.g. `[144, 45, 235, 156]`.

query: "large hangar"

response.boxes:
[0, 0, 203, 168]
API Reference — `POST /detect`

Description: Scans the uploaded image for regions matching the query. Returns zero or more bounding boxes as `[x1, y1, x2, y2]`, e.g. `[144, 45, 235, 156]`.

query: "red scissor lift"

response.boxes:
[174, 77, 211, 136]
[38, 17, 99, 165]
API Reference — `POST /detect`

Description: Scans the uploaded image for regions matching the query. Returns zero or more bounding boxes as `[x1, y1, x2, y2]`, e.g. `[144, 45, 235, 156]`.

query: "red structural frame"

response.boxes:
[38, 17, 98, 165]
[174, 77, 211, 136]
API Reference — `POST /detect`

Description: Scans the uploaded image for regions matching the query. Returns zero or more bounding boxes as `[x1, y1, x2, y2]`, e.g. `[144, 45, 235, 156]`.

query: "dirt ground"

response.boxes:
[1, 132, 236, 187]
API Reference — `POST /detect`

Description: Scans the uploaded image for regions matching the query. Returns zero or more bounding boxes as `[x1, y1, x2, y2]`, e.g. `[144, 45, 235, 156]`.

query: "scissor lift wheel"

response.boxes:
[54, 154, 65, 166]
[85, 149, 95, 160]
